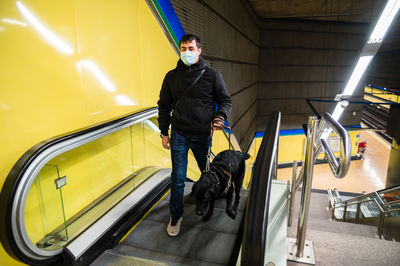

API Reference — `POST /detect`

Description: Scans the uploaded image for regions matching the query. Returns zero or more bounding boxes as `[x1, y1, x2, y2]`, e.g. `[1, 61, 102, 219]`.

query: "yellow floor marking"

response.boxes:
[119, 189, 170, 243]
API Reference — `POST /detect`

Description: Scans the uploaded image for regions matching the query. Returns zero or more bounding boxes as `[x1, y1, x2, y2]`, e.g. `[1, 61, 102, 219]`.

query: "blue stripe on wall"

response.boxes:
[157, 0, 186, 41]
[254, 125, 361, 138]
[280, 129, 305, 136]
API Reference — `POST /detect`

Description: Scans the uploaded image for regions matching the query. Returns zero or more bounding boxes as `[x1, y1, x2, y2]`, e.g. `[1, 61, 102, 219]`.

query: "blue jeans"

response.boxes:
[170, 131, 210, 221]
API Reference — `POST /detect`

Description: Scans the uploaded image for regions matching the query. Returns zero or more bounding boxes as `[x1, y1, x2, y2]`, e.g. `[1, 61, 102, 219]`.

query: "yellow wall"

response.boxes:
[0, 1, 178, 264]
[365, 86, 400, 104]
[249, 129, 360, 169]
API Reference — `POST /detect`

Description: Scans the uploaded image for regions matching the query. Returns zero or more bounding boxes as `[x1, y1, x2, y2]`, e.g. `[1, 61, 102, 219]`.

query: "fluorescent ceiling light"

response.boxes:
[328, 56, 373, 128]
[16, 1, 74, 55]
[2, 18, 27, 27]
[342, 56, 373, 95]
[368, 0, 400, 43]
[77, 60, 116, 92]
[331, 102, 346, 121]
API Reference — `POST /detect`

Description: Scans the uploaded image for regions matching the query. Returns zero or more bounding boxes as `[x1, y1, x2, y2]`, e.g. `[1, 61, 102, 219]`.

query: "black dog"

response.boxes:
[191, 150, 250, 221]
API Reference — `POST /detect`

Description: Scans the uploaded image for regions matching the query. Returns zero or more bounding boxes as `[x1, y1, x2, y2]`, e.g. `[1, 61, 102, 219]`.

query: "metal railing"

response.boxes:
[241, 112, 281, 266]
[288, 113, 351, 261]
[328, 184, 400, 239]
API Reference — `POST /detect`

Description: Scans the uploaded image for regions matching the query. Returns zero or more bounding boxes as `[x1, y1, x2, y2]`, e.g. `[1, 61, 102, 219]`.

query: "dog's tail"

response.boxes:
[243, 153, 250, 160]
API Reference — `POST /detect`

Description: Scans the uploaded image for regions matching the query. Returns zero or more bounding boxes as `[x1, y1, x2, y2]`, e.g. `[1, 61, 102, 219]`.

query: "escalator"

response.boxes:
[92, 182, 247, 266]
[0, 109, 284, 265]
[362, 93, 392, 142]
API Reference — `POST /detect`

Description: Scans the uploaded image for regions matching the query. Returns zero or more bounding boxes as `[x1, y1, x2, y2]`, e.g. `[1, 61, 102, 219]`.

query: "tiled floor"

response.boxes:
[277, 130, 391, 194]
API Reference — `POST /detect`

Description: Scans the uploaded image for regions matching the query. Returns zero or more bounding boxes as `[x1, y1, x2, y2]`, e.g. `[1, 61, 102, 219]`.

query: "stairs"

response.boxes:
[288, 190, 400, 265]
[329, 188, 400, 240]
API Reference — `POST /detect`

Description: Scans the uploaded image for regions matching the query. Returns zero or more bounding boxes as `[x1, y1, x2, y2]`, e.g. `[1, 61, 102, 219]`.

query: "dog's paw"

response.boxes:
[226, 209, 236, 219]
[202, 215, 211, 222]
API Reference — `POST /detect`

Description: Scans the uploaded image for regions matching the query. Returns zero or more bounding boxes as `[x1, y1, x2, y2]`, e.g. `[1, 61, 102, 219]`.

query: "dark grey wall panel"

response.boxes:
[260, 19, 369, 34]
[230, 84, 257, 125]
[171, 0, 259, 64]
[258, 19, 368, 129]
[259, 65, 352, 82]
[259, 49, 358, 66]
[260, 29, 366, 50]
[258, 82, 345, 99]
[205, 60, 258, 95]
[258, 99, 308, 114]
[256, 114, 309, 131]
[203, 0, 259, 44]
[234, 103, 257, 151]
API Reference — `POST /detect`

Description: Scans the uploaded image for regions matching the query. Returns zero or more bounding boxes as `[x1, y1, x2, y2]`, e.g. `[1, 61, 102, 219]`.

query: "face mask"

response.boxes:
[180, 51, 198, 66]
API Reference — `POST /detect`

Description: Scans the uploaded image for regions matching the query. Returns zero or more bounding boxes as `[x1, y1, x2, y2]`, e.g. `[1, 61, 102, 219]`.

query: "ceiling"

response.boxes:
[248, 0, 400, 89]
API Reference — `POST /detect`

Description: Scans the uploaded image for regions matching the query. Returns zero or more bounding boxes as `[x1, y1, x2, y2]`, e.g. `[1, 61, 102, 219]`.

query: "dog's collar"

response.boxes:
[204, 169, 233, 197]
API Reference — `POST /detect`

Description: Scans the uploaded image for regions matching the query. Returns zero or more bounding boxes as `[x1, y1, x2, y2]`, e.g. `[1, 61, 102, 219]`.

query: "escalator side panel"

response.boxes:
[64, 171, 171, 266]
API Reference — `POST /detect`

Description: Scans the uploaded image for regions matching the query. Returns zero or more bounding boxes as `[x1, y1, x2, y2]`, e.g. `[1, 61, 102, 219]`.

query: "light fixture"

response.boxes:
[368, 0, 400, 43]
[342, 56, 373, 96]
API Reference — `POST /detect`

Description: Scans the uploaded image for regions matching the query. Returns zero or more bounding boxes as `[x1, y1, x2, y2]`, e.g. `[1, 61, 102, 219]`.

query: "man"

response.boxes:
[357, 140, 367, 160]
[157, 34, 232, 236]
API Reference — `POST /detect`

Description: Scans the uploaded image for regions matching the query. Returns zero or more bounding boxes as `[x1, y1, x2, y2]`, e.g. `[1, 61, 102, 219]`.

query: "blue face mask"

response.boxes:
[180, 51, 198, 66]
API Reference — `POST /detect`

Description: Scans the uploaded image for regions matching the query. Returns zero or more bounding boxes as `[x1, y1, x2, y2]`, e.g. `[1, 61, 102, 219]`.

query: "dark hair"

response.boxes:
[179, 34, 201, 49]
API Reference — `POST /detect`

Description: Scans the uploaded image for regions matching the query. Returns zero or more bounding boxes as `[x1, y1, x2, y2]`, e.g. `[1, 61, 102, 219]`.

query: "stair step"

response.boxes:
[287, 229, 400, 265]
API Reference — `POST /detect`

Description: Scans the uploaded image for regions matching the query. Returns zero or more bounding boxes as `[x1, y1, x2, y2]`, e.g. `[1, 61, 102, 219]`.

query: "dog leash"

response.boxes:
[204, 124, 233, 197]
[222, 125, 233, 197]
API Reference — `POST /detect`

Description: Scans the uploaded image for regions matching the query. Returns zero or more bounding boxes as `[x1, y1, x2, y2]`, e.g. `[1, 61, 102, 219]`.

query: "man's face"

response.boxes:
[180, 40, 201, 63]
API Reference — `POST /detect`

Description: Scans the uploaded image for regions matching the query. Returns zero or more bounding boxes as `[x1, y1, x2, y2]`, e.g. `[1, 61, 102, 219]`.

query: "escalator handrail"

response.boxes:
[241, 112, 281, 266]
[0, 107, 158, 265]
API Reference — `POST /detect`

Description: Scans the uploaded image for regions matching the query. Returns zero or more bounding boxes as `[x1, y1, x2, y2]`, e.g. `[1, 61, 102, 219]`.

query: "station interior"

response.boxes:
[1, 0, 400, 265]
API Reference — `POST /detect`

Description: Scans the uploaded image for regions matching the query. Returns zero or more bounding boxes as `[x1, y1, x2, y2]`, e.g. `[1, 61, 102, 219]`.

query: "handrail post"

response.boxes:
[356, 203, 361, 223]
[296, 116, 318, 258]
[378, 212, 385, 239]
[288, 161, 298, 226]
[331, 205, 336, 221]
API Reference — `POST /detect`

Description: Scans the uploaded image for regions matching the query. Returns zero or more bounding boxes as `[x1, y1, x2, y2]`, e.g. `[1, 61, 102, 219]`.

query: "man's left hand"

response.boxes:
[213, 116, 225, 131]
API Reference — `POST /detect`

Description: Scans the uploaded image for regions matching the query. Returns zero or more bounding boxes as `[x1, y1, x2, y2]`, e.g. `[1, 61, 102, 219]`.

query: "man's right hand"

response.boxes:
[162, 136, 171, 150]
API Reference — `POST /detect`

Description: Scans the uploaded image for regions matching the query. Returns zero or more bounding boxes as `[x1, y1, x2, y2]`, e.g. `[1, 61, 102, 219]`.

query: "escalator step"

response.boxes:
[92, 182, 248, 266]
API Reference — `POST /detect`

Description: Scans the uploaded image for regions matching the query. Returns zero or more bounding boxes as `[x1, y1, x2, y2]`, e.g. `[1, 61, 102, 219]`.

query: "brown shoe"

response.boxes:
[167, 217, 182, 236]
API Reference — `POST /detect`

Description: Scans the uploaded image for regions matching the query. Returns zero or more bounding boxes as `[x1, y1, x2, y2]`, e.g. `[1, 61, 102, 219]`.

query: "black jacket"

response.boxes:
[158, 57, 232, 137]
